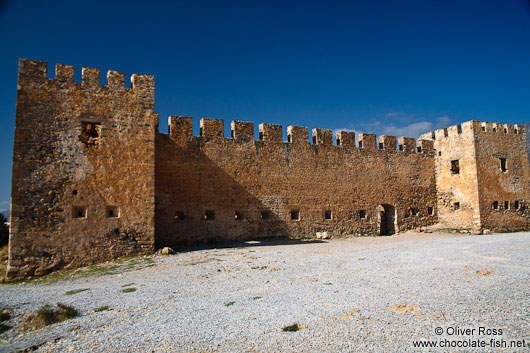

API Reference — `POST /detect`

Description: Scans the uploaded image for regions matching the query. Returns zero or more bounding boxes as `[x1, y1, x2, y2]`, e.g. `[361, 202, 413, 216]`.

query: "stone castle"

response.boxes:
[6, 59, 530, 278]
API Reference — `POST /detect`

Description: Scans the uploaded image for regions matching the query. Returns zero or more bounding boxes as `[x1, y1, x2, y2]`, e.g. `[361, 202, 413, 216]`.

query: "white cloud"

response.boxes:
[436, 115, 452, 128]
[334, 113, 453, 140]
[382, 121, 434, 138]
[0, 201, 9, 206]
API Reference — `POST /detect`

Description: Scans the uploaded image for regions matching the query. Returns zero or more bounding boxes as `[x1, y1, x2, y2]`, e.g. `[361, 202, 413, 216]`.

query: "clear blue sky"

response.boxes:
[1, 0, 530, 212]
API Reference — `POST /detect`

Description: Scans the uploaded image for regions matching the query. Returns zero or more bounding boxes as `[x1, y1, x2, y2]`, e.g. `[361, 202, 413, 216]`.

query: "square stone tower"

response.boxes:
[7, 59, 157, 278]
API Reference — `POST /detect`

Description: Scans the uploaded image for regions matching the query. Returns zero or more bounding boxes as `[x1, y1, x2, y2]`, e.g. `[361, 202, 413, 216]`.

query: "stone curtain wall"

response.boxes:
[7, 59, 157, 278]
[155, 117, 437, 247]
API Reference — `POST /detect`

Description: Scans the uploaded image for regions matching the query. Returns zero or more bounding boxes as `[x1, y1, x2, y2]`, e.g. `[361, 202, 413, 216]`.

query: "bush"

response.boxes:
[0, 214, 8, 246]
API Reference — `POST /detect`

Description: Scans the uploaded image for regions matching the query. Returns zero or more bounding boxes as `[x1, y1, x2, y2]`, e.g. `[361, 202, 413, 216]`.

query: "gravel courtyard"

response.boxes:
[1, 231, 529, 352]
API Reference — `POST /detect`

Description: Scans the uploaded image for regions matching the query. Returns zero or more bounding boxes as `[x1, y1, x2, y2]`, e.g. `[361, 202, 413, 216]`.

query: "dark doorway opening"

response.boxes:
[379, 204, 396, 235]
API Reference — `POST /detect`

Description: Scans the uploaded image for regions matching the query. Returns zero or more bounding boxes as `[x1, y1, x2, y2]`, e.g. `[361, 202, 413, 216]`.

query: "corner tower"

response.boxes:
[421, 120, 530, 231]
[7, 59, 157, 278]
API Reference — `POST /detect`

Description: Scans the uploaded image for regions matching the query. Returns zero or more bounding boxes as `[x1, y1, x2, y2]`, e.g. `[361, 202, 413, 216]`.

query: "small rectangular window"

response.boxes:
[450, 160, 460, 174]
[514, 200, 520, 210]
[379, 142, 384, 149]
[359, 210, 366, 219]
[427, 206, 434, 215]
[453, 202, 460, 210]
[261, 210, 271, 220]
[515, 129, 519, 134]
[493, 127, 497, 132]
[324, 210, 332, 220]
[504, 128, 507, 134]
[493, 201, 499, 210]
[482, 126, 486, 132]
[358, 141, 363, 148]
[259, 131, 263, 140]
[106, 206, 119, 218]
[417, 146, 422, 153]
[234, 211, 244, 221]
[500, 158, 507, 172]
[336, 138, 341, 146]
[504, 201, 510, 210]
[438, 151, 442, 156]
[287, 134, 292, 143]
[204, 210, 215, 220]
[290, 210, 300, 221]
[199, 127, 203, 136]
[409, 208, 419, 216]
[174, 211, 185, 220]
[80, 122, 101, 145]
[312, 136, 316, 144]
[72, 206, 87, 219]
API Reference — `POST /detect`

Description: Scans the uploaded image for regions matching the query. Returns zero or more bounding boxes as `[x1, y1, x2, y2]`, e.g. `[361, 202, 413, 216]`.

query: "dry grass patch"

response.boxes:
[19, 303, 78, 332]
[389, 302, 420, 315]
[476, 268, 496, 277]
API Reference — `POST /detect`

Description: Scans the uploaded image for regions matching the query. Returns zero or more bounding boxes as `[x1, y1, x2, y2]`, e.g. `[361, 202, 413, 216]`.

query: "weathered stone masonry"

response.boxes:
[7, 59, 530, 278]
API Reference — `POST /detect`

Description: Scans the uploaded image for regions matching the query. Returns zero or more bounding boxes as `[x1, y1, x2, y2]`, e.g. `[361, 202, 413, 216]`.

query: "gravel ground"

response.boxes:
[0, 231, 529, 352]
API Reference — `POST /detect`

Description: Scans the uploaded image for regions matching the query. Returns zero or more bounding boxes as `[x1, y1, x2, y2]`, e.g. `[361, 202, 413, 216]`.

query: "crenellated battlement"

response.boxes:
[420, 120, 526, 142]
[18, 59, 155, 96]
[165, 116, 430, 154]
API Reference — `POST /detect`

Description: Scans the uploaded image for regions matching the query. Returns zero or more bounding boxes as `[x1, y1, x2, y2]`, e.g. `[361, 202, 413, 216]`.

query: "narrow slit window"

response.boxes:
[492, 201, 499, 210]
[259, 131, 263, 140]
[438, 151, 442, 156]
[514, 200, 520, 210]
[379, 142, 384, 149]
[417, 146, 422, 153]
[336, 138, 341, 146]
[500, 158, 507, 172]
[324, 210, 332, 220]
[358, 141, 363, 148]
[453, 202, 460, 210]
[234, 211, 244, 221]
[450, 160, 460, 174]
[504, 128, 507, 134]
[199, 127, 203, 136]
[290, 210, 300, 221]
[428, 206, 434, 215]
[493, 127, 497, 132]
[204, 210, 215, 220]
[515, 129, 519, 134]
[359, 210, 366, 219]
[287, 134, 292, 143]
[106, 206, 119, 218]
[482, 126, 486, 132]
[312, 136, 316, 144]
[504, 201, 510, 210]
[174, 211, 185, 221]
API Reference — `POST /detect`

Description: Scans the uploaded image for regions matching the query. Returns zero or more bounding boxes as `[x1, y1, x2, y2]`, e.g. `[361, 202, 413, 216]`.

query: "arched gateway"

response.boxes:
[378, 204, 396, 235]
